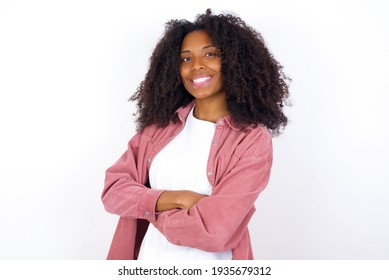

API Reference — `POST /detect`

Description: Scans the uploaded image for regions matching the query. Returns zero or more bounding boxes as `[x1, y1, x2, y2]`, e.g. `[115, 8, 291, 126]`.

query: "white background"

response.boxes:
[0, 0, 388, 259]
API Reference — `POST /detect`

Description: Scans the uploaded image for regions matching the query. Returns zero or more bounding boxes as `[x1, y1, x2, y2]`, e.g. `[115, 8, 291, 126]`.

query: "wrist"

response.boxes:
[156, 190, 182, 212]
[174, 190, 187, 209]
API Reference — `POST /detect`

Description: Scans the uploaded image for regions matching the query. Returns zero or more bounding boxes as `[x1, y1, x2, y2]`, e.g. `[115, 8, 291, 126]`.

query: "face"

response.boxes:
[179, 30, 225, 101]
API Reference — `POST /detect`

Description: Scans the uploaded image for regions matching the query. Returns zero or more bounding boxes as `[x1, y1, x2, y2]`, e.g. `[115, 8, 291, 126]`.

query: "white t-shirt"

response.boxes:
[138, 106, 232, 260]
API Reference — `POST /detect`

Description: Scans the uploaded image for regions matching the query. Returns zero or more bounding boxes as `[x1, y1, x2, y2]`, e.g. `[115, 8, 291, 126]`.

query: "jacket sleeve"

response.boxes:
[150, 130, 273, 252]
[101, 131, 165, 221]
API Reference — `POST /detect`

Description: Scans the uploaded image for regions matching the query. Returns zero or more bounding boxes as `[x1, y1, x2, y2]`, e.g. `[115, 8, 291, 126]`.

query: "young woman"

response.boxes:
[102, 9, 289, 260]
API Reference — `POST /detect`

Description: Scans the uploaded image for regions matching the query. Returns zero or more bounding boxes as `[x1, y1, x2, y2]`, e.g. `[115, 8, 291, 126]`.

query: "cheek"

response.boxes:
[179, 66, 191, 83]
[179, 66, 186, 79]
[179, 68, 189, 89]
[180, 64, 190, 76]
[212, 61, 222, 72]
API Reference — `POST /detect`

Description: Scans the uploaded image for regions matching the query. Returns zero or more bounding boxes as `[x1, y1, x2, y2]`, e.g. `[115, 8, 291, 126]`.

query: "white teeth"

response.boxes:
[192, 77, 211, 84]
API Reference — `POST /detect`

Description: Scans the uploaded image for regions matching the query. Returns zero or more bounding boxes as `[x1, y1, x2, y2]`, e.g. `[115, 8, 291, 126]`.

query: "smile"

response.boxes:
[191, 76, 212, 87]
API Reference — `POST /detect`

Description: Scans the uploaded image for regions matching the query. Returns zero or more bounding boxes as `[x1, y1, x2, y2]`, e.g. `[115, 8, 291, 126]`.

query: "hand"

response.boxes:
[177, 190, 208, 209]
[156, 190, 208, 212]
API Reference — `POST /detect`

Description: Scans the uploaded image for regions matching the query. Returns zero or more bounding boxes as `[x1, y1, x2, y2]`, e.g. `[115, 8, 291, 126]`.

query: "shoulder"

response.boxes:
[249, 125, 272, 148]
[247, 125, 272, 159]
[241, 125, 272, 159]
[222, 124, 272, 159]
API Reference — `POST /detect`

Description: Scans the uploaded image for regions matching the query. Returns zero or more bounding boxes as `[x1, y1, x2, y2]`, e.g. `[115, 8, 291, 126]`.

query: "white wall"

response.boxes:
[0, 0, 388, 259]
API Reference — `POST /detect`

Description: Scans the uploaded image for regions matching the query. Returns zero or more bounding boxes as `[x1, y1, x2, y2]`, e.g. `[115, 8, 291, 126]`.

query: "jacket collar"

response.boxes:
[176, 100, 241, 131]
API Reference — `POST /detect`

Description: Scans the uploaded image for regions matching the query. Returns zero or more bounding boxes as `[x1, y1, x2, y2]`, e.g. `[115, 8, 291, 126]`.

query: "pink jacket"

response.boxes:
[102, 101, 273, 259]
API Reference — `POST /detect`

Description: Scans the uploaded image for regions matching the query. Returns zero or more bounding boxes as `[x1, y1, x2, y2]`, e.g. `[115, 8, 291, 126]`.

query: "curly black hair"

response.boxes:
[130, 9, 290, 135]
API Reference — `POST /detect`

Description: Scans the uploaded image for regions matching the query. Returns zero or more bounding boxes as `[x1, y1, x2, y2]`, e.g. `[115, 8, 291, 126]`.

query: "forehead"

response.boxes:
[181, 30, 214, 50]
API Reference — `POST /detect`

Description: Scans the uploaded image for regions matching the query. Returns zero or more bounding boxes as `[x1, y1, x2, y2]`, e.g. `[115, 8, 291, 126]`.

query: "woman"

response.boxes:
[102, 9, 289, 260]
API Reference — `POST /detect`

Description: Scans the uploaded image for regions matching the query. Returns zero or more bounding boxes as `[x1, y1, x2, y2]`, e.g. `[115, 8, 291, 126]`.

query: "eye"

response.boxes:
[205, 48, 221, 58]
[205, 52, 217, 57]
[181, 57, 191, 62]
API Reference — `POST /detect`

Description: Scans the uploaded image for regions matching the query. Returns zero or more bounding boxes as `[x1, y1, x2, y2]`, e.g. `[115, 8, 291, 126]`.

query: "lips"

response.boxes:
[190, 75, 212, 87]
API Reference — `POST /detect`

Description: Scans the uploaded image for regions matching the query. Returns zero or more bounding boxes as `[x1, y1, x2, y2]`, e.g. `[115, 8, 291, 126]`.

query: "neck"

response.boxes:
[193, 96, 229, 123]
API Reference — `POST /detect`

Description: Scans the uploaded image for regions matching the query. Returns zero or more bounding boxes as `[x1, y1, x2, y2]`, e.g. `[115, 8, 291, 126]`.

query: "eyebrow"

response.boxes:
[180, 45, 217, 54]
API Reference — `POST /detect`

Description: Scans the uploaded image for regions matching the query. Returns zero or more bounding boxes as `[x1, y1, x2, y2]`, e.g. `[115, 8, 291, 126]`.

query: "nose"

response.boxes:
[191, 56, 206, 71]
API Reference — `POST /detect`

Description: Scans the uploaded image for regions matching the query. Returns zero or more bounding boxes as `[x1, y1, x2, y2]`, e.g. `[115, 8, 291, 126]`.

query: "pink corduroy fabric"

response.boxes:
[102, 101, 273, 259]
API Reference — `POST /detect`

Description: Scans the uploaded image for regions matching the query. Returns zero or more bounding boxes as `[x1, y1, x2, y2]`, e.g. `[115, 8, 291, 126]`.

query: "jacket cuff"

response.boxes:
[137, 189, 165, 221]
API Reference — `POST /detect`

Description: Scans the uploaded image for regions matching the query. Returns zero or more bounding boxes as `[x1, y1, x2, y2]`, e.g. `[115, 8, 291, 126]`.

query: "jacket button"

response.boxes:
[145, 211, 150, 217]
[207, 171, 212, 177]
